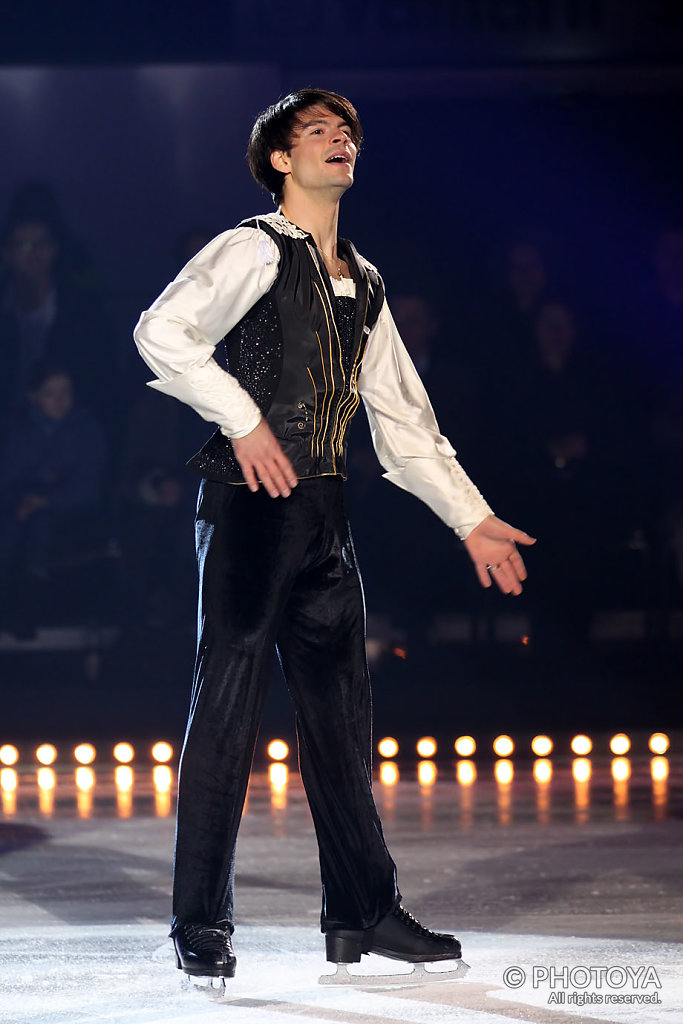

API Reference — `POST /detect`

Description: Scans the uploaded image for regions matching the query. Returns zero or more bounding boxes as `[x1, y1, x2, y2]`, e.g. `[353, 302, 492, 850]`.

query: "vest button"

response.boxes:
[297, 422, 304, 429]
[297, 402, 305, 410]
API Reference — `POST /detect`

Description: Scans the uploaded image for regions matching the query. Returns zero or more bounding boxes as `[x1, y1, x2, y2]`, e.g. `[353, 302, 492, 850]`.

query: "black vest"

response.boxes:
[187, 215, 385, 484]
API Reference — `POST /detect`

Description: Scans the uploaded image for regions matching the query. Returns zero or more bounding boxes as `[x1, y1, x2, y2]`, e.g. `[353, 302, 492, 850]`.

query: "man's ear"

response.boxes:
[270, 150, 290, 174]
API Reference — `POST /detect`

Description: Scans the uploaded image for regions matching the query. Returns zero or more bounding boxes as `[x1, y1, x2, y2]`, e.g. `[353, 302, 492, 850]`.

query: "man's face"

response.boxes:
[31, 374, 73, 420]
[3, 221, 57, 281]
[273, 105, 357, 197]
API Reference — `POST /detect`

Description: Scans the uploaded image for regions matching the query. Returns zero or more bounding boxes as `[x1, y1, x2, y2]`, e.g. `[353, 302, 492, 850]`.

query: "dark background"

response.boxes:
[1, 0, 682, 749]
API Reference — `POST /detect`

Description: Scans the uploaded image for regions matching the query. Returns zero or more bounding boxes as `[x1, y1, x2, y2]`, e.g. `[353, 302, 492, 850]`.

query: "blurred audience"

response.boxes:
[347, 290, 482, 635]
[0, 206, 114, 430]
[636, 224, 683, 600]
[118, 388, 203, 631]
[0, 363, 107, 634]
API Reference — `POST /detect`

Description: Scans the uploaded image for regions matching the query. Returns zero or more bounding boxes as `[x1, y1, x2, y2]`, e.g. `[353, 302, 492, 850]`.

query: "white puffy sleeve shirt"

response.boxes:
[133, 225, 493, 540]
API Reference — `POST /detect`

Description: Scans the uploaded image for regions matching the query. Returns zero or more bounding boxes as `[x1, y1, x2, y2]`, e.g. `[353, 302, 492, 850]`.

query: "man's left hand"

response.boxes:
[463, 515, 536, 596]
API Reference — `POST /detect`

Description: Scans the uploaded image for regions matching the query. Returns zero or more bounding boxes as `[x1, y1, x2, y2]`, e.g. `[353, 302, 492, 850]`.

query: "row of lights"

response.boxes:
[267, 734, 671, 761]
[374, 733, 670, 759]
[379, 755, 671, 787]
[0, 742, 173, 767]
[1, 757, 668, 801]
[0, 733, 671, 769]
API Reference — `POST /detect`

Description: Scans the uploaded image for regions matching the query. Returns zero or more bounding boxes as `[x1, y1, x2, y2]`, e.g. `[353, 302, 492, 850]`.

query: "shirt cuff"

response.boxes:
[381, 456, 494, 540]
[147, 358, 262, 438]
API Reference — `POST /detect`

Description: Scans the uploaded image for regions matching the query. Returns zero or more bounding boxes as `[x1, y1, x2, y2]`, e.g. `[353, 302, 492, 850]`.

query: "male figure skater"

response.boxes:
[134, 89, 535, 984]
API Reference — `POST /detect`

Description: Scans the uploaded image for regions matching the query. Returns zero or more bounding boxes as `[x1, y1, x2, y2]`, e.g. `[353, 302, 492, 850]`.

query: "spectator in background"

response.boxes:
[2, 181, 98, 292]
[639, 225, 683, 602]
[0, 207, 114, 429]
[511, 299, 624, 635]
[469, 237, 559, 502]
[506, 242, 549, 313]
[119, 388, 204, 631]
[391, 292, 483, 454]
[0, 363, 107, 630]
[649, 226, 683, 375]
[484, 238, 554, 370]
[347, 290, 483, 631]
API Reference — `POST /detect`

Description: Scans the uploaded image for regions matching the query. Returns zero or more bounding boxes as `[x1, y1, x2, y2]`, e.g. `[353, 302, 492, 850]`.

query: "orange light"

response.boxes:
[495, 759, 514, 784]
[378, 737, 399, 758]
[418, 760, 437, 786]
[0, 745, 19, 766]
[609, 733, 630, 756]
[611, 757, 631, 781]
[651, 756, 668, 781]
[416, 736, 437, 758]
[533, 758, 552, 784]
[115, 765, 134, 790]
[456, 759, 476, 785]
[531, 735, 553, 757]
[115, 766, 133, 819]
[267, 740, 289, 761]
[393, 647, 407, 660]
[36, 744, 57, 766]
[571, 734, 592, 756]
[269, 762, 288, 790]
[493, 735, 514, 757]
[1, 768, 17, 815]
[74, 744, 96, 765]
[572, 757, 592, 782]
[648, 733, 669, 755]
[152, 742, 173, 763]
[521, 635, 530, 646]
[454, 736, 476, 757]
[154, 766, 172, 818]
[379, 761, 399, 786]
[1, 767, 18, 791]
[38, 768, 55, 816]
[153, 765, 173, 792]
[114, 743, 134, 764]
[75, 766, 95, 791]
[37, 767, 55, 791]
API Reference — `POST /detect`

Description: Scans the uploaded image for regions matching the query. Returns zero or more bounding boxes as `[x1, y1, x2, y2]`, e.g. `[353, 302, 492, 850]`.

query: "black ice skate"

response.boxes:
[173, 923, 236, 997]
[320, 905, 469, 987]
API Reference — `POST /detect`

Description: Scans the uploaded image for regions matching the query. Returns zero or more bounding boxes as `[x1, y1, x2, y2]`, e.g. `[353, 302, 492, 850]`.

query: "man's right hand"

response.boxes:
[231, 419, 299, 498]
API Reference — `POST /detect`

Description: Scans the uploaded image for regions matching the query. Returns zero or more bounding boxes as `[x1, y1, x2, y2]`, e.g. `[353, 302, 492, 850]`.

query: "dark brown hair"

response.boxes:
[247, 89, 363, 205]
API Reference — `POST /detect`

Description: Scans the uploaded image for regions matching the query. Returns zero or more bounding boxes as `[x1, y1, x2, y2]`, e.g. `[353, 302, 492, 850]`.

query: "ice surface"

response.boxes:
[1, 758, 682, 1022]
[0, 924, 681, 1024]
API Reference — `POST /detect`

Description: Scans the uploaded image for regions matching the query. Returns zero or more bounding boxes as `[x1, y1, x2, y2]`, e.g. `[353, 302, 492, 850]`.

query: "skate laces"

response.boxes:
[182, 924, 233, 953]
[393, 906, 434, 937]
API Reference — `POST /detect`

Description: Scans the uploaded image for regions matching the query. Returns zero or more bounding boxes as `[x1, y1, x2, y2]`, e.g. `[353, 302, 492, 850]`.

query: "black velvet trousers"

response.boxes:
[170, 476, 400, 935]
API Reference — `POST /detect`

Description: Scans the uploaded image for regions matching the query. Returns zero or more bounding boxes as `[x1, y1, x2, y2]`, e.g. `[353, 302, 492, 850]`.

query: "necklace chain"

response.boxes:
[320, 249, 344, 280]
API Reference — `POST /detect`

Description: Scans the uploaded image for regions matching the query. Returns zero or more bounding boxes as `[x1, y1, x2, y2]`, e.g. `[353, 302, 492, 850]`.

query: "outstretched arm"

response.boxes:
[358, 299, 535, 594]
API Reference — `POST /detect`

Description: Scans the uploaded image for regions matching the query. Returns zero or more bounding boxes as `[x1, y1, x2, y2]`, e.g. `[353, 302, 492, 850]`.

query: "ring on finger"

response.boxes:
[487, 564, 500, 572]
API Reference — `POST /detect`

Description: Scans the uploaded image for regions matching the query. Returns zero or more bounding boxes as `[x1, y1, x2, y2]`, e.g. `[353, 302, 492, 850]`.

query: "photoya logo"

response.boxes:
[531, 965, 661, 990]
[503, 964, 663, 1007]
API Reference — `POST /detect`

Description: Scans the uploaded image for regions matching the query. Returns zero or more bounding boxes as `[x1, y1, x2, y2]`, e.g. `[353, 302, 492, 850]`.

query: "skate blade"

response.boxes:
[320, 958, 470, 988]
[180, 973, 228, 1000]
